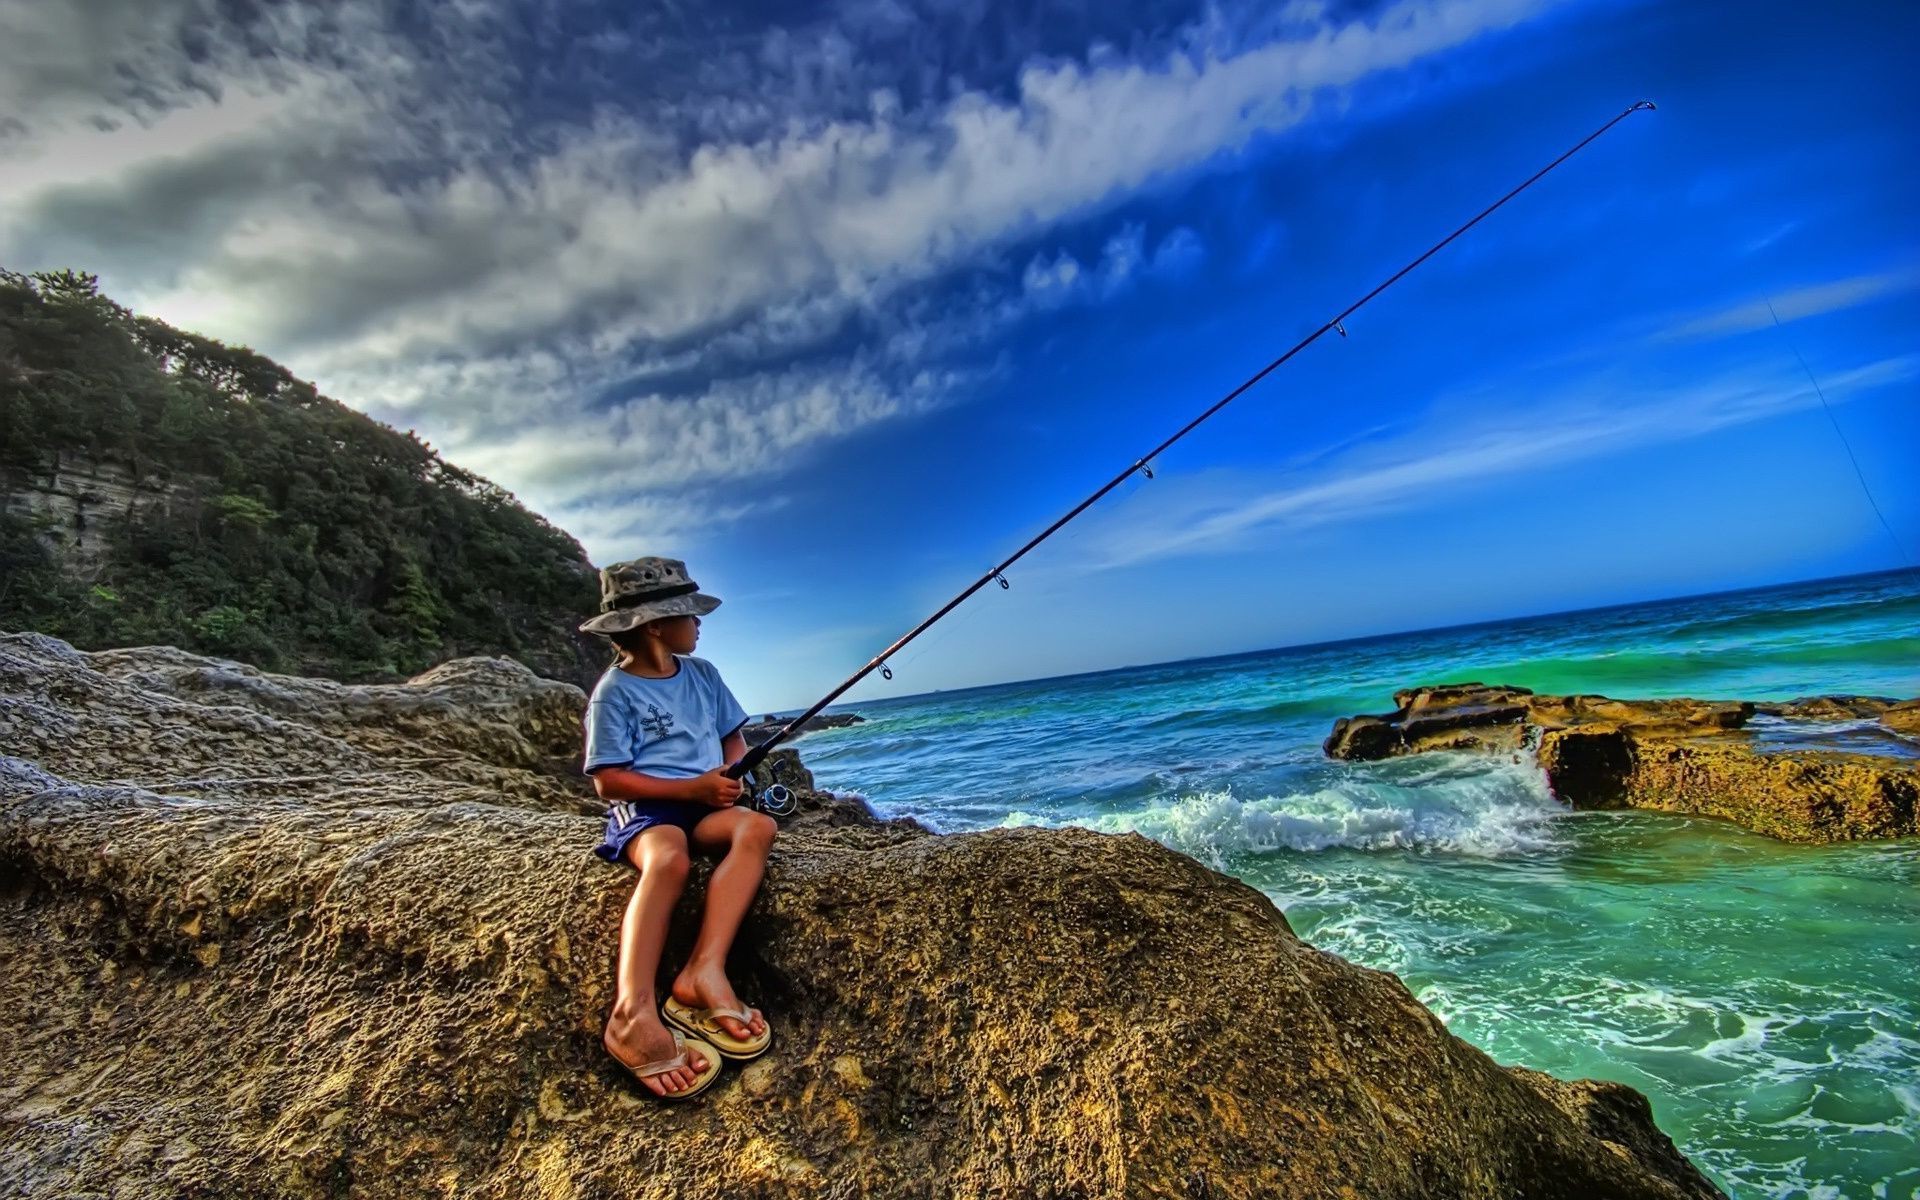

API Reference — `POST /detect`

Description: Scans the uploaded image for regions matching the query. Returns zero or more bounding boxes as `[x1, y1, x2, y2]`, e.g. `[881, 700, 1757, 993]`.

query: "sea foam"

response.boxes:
[1002, 757, 1566, 867]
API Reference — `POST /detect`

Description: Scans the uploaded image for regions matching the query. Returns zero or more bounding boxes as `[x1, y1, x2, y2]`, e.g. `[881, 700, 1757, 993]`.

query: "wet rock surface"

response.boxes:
[1326, 683, 1919, 842]
[2, 634, 1722, 1199]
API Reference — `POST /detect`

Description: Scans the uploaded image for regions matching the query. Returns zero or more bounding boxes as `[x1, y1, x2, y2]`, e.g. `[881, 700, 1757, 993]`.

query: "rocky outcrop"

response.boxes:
[742, 710, 866, 746]
[1, 455, 196, 570]
[0, 632, 598, 816]
[1326, 684, 1918, 843]
[1, 634, 1722, 1199]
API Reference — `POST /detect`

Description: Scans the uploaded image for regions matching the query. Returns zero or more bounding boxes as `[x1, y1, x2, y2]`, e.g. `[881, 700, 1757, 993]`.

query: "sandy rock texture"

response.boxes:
[2, 634, 1723, 1199]
[1325, 684, 1919, 842]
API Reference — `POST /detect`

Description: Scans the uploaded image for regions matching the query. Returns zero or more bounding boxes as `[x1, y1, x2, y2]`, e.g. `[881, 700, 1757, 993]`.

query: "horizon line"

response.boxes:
[776, 561, 1919, 715]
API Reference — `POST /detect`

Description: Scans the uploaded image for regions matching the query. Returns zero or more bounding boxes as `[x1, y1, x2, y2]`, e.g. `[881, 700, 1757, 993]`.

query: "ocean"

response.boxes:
[792, 568, 1920, 1200]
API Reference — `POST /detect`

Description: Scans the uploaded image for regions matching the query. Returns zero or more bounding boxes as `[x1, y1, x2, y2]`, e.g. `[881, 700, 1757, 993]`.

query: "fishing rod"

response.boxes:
[730, 99, 1657, 804]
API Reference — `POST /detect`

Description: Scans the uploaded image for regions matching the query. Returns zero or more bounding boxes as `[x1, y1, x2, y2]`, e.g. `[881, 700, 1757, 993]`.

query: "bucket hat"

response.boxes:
[579, 557, 722, 635]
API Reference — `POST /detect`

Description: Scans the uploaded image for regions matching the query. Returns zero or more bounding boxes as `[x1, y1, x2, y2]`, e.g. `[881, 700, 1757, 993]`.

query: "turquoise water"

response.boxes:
[795, 569, 1920, 1199]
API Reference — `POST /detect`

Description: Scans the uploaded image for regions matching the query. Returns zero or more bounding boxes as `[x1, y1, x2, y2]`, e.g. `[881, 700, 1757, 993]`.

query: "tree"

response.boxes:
[0, 268, 601, 685]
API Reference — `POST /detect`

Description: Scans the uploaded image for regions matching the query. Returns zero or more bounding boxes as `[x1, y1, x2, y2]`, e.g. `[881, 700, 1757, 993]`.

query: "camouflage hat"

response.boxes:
[579, 557, 722, 635]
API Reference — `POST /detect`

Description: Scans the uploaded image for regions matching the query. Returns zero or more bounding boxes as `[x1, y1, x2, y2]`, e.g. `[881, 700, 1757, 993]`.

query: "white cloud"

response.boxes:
[554, 492, 785, 564]
[0, 0, 1556, 554]
[77, 0, 1547, 364]
[1019, 225, 1157, 309]
[1150, 226, 1208, 277]
[1045, 352, 1920, 571]
[1659, 265, 1920, 342]
[448, 355, 969, 503]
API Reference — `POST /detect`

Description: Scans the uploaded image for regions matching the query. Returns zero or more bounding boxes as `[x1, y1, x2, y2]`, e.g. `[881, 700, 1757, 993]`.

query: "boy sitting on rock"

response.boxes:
[579, 557, 775, 1100]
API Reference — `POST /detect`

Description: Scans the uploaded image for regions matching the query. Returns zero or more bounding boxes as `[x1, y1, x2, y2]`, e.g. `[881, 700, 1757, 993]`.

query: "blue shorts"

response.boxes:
[594, 800, 713, 866]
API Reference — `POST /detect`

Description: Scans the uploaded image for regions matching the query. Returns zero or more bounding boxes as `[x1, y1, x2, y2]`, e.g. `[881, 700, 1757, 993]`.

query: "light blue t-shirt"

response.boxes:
[581, 656, 751, 780]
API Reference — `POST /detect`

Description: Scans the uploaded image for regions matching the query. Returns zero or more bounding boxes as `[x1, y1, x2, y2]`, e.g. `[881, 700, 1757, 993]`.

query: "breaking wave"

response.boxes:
[1002, 758, 1567, 866]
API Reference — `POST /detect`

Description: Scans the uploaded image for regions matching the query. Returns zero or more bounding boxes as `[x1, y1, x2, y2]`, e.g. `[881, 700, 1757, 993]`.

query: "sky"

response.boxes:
[2, 0, 1915, 711]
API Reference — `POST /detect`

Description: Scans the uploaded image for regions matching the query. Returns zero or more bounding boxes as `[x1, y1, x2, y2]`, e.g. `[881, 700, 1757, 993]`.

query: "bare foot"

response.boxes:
[604, 1007, 707, 1097]
[671, 960, 768, 1042]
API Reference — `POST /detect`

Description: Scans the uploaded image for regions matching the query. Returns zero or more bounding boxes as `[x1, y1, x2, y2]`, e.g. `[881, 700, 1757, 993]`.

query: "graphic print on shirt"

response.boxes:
[640, 702, 675, 738]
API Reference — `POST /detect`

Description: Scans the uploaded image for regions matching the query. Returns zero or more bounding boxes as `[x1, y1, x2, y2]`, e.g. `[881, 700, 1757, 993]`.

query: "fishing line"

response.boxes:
[887, 489, 1157, 697]
[731, 99, 1659, 784]
[894, 469, 1153, 677]
[890, 582, 993, 674]
[1764, 297, 1914, 567]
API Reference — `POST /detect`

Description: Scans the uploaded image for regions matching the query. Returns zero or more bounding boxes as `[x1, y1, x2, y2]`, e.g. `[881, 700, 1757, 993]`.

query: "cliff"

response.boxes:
[1325, 684, 1919, 842]
[0, 268, 602, 687]
[0, 456, 196, 570]
[1, 633, 1723, 1199]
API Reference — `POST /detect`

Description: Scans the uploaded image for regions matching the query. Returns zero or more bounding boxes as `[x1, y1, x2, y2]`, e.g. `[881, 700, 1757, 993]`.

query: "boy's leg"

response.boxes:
[673, 807, 777, 1040]
[604, 824, 708, 1096]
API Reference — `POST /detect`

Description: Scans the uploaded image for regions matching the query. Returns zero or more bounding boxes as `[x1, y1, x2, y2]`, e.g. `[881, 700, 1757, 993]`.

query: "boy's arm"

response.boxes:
[592, 766, 740, 807]
[721, 729, 748, 769]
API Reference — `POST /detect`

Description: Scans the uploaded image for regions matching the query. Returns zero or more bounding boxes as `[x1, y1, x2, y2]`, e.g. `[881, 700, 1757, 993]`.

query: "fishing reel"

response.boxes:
[752, 782, 798, 818]
[727, 748, 797, 817]
[729, 756, 798, 814]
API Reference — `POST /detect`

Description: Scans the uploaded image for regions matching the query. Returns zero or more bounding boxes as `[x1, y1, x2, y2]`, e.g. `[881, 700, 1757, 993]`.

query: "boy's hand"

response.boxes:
[689, 768, 744, 808]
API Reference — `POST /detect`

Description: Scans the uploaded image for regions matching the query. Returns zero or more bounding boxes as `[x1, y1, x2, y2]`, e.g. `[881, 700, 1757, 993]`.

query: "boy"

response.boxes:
[579, 557, 776, 1101]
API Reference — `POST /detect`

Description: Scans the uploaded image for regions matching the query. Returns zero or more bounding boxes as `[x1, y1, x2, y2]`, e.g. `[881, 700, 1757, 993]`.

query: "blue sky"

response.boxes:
[2, 0, 1914, 710]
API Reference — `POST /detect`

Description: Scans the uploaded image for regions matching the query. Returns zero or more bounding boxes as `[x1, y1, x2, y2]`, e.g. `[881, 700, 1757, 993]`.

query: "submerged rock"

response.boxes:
[1, 634, 1722, 1198]
[1325, 683, 1919, 842]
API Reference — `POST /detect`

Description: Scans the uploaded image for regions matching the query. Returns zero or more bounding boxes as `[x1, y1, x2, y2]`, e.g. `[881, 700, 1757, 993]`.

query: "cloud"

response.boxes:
[1020, 225, 1140, 308]
[449, 355, 973, 503]
[51, 0, 1547, 362]
[1016, 224, 1207, 311]
[363, 344, 990, 563]
[552, 492, 786, 563]
[1046, 352, 1920, 571]
[1740, 219, 1801, 256]
[0, 0, 1556, 556]
[1659, 265, 1920, 342]
[1149, 226, 1208, 278]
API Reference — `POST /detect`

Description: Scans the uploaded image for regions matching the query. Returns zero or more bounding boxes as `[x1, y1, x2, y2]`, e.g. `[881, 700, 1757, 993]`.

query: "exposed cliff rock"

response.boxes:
[1, 456, 195, 570]
[2, 634, 1722, 1199]
[1325, 684, 1919, 842]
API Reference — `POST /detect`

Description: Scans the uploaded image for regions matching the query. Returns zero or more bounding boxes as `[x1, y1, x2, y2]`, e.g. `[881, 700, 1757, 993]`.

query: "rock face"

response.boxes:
[1, 634, 1723, 1200]
[1326, 684, 1919, 843]
[1, 456, 195, 570]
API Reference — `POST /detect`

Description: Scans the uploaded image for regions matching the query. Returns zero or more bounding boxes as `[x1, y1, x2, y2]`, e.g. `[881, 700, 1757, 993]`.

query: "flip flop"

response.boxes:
[608, 1029, 723, 1101]
[662, 996, 773, 1061]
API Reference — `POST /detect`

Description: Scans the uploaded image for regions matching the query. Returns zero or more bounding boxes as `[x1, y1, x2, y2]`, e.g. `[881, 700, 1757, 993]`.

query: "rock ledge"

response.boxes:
[1325, 683, 1919, 842]
[1, 636, 1723, 1198]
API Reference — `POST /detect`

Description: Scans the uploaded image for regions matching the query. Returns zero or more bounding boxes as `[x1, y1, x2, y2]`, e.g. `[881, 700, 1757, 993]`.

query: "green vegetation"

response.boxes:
[0, 268, 599, 682]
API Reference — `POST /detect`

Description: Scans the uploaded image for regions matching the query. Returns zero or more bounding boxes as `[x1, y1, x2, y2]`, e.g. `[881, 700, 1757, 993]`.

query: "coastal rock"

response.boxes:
[1326, 684, 1919, 843]
[1883, 701, 1920, 737]
[0, 631, 836, 822]
[1761, 695, 1920, 738]
[742, 710, 866, 746]
[1, 634, 1722, 1199]
[0, 630, 598, 815]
